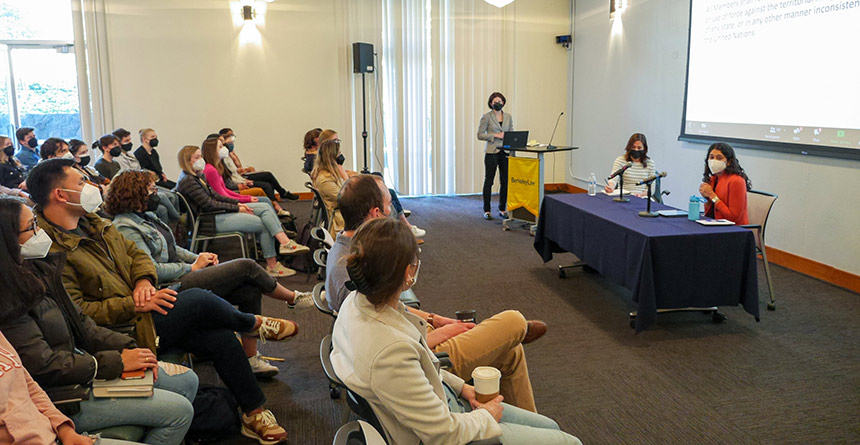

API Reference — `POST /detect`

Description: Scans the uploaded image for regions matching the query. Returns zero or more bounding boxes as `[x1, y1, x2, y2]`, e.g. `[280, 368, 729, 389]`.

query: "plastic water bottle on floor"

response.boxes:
[588, 173, 597, 196]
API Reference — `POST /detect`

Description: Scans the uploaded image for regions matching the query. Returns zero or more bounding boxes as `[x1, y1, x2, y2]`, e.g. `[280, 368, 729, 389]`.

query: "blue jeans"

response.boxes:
[70, 365, 198, 445]
[444, 384, 581, 445]
[215, 202, 284, 258]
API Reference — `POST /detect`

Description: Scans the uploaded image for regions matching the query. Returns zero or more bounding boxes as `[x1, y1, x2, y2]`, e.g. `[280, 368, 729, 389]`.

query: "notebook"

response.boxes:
[695, 219, 735, 226]
[657, 209, 688, 217]
[92, 369, 154, 398]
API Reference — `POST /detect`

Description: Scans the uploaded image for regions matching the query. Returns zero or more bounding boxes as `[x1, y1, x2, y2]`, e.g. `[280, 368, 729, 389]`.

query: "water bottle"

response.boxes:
[688, 195, 700, 220]
[587, 173, 597, 196]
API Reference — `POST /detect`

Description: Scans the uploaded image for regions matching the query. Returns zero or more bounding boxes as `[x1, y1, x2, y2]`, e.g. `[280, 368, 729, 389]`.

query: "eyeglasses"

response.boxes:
[19, 218, 38, 234]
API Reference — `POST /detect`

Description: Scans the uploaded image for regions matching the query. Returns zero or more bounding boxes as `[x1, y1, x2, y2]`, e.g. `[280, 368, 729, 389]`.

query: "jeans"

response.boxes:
[178, 258, 277, 315]
[483, 152, 508, 212]
[214, 201, 284, 259]
[244, 171, 287, 196]
[389, 188, 404, 215]
[152, 288, 266, 413]
[154, 191, 179, 225]
[444, 384, 581, 445]
[69, 365, 198, 445]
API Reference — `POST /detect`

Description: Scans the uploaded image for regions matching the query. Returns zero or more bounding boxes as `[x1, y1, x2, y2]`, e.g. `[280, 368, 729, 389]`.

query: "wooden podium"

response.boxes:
[502, 145, 578, 233]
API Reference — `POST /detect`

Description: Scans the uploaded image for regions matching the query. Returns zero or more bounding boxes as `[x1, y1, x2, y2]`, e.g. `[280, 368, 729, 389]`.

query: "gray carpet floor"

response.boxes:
[201, 194, 859, 445]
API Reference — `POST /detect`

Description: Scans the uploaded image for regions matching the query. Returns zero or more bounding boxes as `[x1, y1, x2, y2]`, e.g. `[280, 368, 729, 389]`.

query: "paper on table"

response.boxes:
[602, 188, 631, 196]
[695, 219, 735, 226]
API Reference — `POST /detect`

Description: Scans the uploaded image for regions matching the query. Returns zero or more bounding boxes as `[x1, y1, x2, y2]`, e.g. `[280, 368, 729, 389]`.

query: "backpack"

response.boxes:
[285, 220, 320, 274]
[185, 384, 241, 443]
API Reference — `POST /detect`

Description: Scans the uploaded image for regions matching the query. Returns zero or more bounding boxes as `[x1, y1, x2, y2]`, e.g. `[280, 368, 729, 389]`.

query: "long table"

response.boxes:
[534, 193, 760, 331]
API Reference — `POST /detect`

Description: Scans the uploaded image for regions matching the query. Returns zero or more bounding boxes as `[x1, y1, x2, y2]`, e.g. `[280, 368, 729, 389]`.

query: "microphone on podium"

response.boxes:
[607, 162, 633, 181]
[635, 171, 667, 186]
[547, 111, 564, 150]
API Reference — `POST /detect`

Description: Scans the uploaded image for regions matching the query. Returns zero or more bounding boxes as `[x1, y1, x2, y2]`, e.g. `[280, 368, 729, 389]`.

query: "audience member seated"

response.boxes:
[699, 142, 750, 225]
[219, 128, 299, 201]
[93, 134, 123, 179]
[112, 128, 142, 170]
[302, 128, 322, 174]
[603, 133, 656, 198]
[0, 196, 196, 444]
[26, 159, 296, 444]
[311, 139, 345, 235]
[318, 129, 425, 238]
[176, 145, 307, 277]
[134, 128, 176, 189]
[39, 137, 73, 160]
[0, 330, 144, 445]
[330, 218, 582, 444]
[328, 175, 545, 411]
[70, 139, 110, 186]
[106, 169, 313, 377]
[14, 126, 40, 171]
[1, 136, 29, 199]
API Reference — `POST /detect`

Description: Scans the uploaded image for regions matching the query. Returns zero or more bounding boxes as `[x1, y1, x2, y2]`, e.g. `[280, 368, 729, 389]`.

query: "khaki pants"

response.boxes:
[433, 310, 536, 412]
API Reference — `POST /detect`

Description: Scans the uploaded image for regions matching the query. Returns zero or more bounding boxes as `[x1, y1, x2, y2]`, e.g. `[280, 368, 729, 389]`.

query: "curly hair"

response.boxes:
[103, 169, 157, 215]
[702, 142, 752, 191]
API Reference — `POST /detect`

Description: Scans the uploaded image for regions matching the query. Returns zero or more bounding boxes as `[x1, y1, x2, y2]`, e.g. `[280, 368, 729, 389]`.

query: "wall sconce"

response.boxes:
[242, 5, 255, 21]
[610, 0, 629, 19]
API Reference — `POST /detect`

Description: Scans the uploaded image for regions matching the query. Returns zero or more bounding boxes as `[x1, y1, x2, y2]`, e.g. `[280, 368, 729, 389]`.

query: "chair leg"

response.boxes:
[760, 248, 776, 311]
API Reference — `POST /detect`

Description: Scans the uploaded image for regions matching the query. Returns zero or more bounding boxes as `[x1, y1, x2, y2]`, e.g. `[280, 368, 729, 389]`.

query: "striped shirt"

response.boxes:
[608, 155, 656, 195]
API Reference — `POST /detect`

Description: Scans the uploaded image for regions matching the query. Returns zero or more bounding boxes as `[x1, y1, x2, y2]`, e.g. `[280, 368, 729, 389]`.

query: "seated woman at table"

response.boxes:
[604, 133, 656, 197]
[330, 217, 581, 445]
[698, 142, 750, 224]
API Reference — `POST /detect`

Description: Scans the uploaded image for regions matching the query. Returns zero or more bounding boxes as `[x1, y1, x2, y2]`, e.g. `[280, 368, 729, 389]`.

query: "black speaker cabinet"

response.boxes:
[352, 42, 374, 73]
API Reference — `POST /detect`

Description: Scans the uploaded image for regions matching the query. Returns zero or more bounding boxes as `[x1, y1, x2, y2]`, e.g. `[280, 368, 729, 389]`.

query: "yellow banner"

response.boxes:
[507, 157, 540, 218]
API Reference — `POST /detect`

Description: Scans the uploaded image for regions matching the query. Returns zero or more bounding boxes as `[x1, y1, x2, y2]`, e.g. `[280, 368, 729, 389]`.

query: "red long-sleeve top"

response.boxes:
[704, 172, 749, 225]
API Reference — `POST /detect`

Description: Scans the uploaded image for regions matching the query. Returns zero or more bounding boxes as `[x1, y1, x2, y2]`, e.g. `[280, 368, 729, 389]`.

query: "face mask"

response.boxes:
[336, 153, 345, 165]
[121, 142, 133, 152]
[149, 138, 159, 148]
[406, 260, 421, 288]
[108, 146, 122, 157]
[60, 151, 74, 160]
[146, 193, 160, 212]
[3, 145, 13, 157]
[218, 147, 229, 159]
[708, 159, 727, 175]
[630, 150, 643, 160]
[78, 155, 91, 167]
[20, 228, 53, 260]
[492, 102, 504, 111]
[61, 183, 103, 213]
[226, 142, 235, 152]
[28, 138, 39, 149]
[192, 158, 206, 172]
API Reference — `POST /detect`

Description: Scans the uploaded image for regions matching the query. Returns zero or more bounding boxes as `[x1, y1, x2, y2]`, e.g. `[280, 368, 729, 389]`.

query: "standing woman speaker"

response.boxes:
[477, 92, 513, 220]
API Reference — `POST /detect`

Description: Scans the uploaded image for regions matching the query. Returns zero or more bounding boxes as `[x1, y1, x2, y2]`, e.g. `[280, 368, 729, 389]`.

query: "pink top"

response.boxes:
[0, 331, 73, 444]
[203, 163, 251, 203]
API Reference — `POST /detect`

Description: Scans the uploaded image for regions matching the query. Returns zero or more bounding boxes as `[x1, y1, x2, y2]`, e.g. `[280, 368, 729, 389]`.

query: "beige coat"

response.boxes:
[331, 291, 502, 445]
[313, 169, 345, 235]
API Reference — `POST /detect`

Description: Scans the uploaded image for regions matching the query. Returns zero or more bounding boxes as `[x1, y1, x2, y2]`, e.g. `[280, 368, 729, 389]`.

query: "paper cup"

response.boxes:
[472, 366, 501, 403]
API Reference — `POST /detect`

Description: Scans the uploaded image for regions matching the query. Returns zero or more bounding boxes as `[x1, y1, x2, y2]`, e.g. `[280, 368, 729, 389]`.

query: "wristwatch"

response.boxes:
[712, 196, 720, 204]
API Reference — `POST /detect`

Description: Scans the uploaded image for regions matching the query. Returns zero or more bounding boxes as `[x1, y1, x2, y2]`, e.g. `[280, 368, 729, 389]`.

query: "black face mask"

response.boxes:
[121, 142, 133, 152]
[78, 155, 91, 167]
[336, 153, 345, 165]
[109, 146, 122, 157]
[3, 145, 13, 157]
[149, 138, 159, 148]
[146, 193, 160, 212]
[492, 102, 504, 111]
[27, 138, 38, 149]
[630, 150, 643, 160]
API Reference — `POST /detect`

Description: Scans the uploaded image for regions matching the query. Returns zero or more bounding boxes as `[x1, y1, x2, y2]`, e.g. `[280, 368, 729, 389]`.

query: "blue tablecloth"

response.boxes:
[534, 193, 760, 331]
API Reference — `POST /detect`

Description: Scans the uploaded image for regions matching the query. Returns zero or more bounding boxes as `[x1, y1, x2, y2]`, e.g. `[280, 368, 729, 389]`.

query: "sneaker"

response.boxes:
[279, 240, 310, 256]
[499, 211, 509, 219]
[247, 316, 299, 342]
[287, 290, 314, 309]
[483, 212, 493, 220]
[276, 209, 292, 218]
[403, 209, 412, 218]
[410, 225, 426, 238]
[249, 353, 279, 378]
[283, 191, 300, 201]
[241, 409, 287, 444]
[266, 263, 296, 277]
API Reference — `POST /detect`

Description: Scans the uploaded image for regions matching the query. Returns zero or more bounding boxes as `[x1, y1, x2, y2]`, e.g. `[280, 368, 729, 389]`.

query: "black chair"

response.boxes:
[333, 420, 386, 445]
[306, 181, 330, 232]
[174, 191, 255, 258]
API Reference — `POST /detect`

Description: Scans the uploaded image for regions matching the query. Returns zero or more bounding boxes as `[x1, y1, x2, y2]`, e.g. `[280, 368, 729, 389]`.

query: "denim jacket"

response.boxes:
[112, 212, 198, 284]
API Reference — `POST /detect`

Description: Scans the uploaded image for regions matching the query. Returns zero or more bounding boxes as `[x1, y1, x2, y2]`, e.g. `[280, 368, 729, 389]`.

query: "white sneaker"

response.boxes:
[410, 225, 426, 238]
[249, 353, 279, 378]
[287, 290, 314, 309]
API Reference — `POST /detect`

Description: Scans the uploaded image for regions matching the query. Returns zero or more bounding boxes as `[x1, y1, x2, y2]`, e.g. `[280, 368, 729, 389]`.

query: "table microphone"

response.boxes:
[635, 171, 667, 186]
[547, 111, 564, 150]
[607, 162, 633, 181]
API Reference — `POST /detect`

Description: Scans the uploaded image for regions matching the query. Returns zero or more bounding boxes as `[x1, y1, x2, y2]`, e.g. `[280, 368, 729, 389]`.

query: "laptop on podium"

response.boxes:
[502, 131, 529, 149]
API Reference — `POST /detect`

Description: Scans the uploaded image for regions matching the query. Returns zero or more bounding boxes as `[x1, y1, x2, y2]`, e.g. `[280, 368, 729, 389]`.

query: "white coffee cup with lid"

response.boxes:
[471, 366, 501, 404]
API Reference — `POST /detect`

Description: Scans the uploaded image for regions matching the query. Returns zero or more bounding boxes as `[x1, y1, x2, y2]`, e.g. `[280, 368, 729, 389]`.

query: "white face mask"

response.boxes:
[192, 158, 206, 172]
[20, 228, 53, 260]
[60, 183, 103, 213]
[708, 159, 727, 175]
[60, 151, 74, 160]
[218, 147, 229, 159]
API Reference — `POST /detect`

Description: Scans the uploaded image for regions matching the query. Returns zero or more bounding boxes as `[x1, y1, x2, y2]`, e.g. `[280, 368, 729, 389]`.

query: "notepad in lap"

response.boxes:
[93, 369, 154, 397]
[695, 219, 735, 226]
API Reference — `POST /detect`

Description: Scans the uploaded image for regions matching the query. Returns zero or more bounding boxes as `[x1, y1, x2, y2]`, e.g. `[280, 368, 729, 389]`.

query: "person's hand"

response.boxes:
[432, 315, 458, 328]
[426, 322, 475, 347]
[162, 173, 169, 182]
[56, 424, 94, 445]
[17, 190, 29, 199]
[478, 395, 505, 422]
[246, 167, 256, 173]
[249, 196, 259, 203]
[460, 384, 480, 409]
[18, 181, 27, 191]
[120, 348, 159, 382]
[494, 132, 504, 139]
[238, 204, 253, 214]
[133, 288, 177, 315]
[699, 183, 715, 199]
[245, 180, 254, 186]
[604, 181, 615, 194]
[237, 182, 248, 190]
[132, 279, 157, 308]
[191, 252, 218, 271]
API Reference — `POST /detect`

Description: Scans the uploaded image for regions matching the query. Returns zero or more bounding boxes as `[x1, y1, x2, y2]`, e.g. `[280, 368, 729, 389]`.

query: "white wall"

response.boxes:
[568, 0, 860, 275]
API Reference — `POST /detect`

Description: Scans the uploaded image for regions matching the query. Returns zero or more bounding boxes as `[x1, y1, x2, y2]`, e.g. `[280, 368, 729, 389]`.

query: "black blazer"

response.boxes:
[0, 160, 25, 189]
